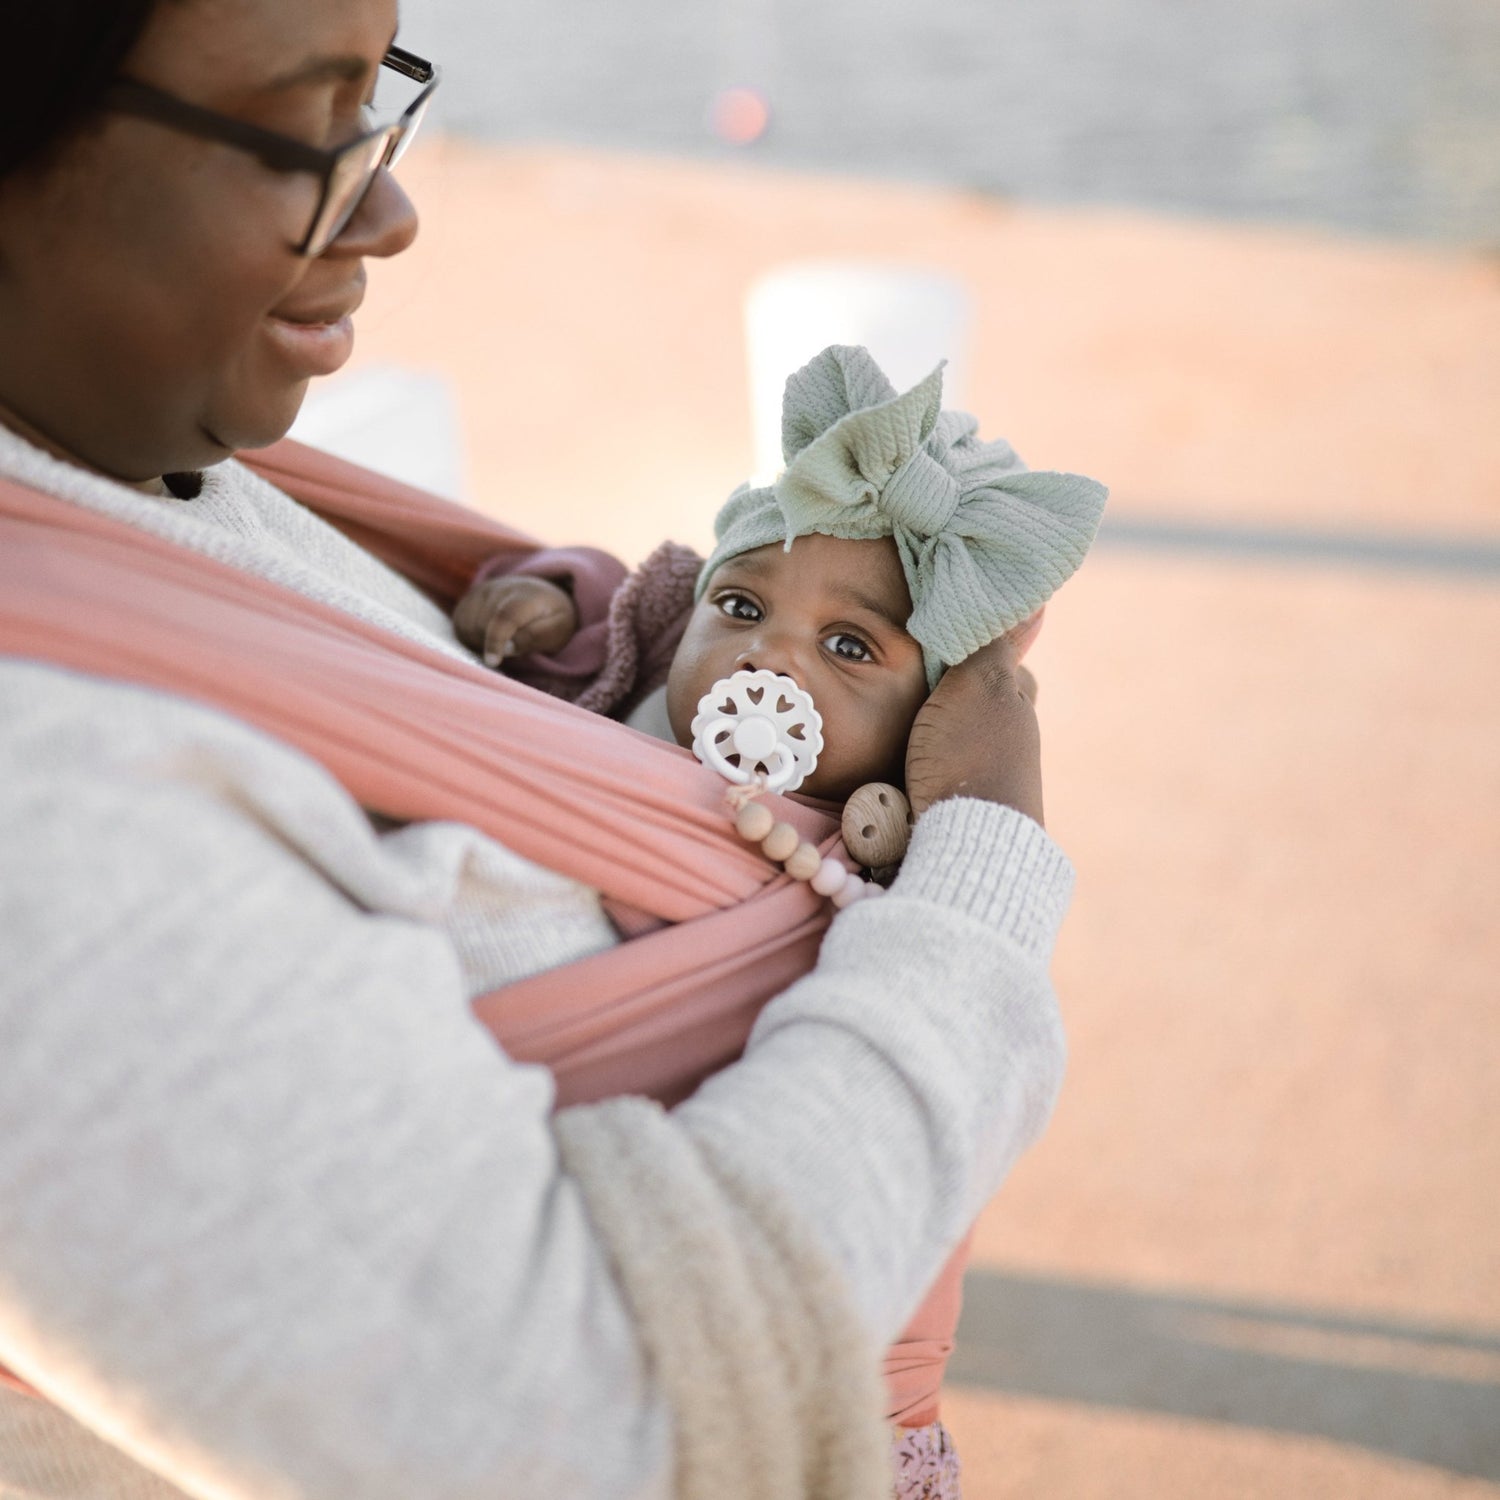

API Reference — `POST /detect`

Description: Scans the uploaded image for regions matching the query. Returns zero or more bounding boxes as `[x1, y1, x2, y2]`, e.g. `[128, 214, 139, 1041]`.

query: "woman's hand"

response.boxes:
[454, 576, 580, 668]
[904, 633, 1045, 826]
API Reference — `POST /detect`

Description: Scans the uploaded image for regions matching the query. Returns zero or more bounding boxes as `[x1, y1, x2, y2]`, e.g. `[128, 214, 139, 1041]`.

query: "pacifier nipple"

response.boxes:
[690, 669, 824, 793]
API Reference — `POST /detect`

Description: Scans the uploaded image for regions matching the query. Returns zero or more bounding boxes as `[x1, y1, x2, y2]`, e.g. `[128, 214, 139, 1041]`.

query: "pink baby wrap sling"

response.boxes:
[0, 440, 968, 1425]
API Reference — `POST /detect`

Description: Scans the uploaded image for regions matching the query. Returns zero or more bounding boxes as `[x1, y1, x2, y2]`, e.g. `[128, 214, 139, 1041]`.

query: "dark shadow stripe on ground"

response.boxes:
[1095, 516, 1500, 577]
[952, 1268, 1500, 1479]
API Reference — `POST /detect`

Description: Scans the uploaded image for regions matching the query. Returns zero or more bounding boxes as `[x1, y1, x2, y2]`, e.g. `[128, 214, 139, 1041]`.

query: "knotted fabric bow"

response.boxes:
[698, 344, 1109, 686]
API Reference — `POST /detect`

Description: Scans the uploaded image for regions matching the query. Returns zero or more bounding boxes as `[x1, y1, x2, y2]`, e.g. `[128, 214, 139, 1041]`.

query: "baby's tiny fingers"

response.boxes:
[483, 615, 520, 669]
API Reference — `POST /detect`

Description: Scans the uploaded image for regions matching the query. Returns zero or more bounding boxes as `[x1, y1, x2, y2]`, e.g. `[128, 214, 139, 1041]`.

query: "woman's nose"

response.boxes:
[326, 168, 419, 261]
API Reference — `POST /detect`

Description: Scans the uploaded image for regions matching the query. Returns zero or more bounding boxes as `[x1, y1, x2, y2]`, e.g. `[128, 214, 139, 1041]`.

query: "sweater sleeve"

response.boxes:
[683, 798, 1069, 1333]
[0, 658, 1068, 1500]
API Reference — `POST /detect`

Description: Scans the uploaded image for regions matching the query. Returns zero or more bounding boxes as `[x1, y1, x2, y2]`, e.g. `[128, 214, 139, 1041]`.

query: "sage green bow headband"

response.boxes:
[698, 344, 1108, 687]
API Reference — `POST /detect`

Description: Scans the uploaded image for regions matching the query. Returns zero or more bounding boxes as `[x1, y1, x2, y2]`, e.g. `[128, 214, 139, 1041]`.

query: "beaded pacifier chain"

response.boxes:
[690, 669, 913, 907]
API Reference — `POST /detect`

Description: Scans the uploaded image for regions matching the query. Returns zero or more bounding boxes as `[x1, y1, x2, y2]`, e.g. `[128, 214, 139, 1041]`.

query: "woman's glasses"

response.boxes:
[102, 46, 440, 257]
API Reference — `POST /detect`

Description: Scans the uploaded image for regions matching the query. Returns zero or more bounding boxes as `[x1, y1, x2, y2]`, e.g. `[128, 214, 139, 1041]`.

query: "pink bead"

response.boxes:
[810, 857, 847, 896]
[830, 878, 866, 908]
[734, 801, 775, 843]
[784, 842, 822, 881]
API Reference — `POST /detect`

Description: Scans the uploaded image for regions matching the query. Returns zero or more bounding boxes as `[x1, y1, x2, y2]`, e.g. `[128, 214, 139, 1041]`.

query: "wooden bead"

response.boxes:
[734, 801, 775, 843]
[784, 842, 822, 881]
[841, 782, 913, 868]
[810, 857, 848, 896]
[761, 821, 800, 862]
[831, 878, 866, 908]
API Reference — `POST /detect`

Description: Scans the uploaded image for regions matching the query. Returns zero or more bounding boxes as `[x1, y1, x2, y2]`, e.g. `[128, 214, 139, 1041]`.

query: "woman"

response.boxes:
[0, 3, 1072, 1497]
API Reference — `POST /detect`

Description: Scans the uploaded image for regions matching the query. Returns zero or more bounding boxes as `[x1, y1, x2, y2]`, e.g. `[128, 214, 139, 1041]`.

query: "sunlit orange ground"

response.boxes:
[349, 138, 1500, 1498]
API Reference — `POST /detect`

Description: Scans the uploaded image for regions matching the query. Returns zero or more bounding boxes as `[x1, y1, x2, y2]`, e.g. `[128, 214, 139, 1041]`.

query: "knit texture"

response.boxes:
[555, 1098, 888, 1500]
[698, 345, 1108, 686]
[0, 1393, 187, 1499]
[572, 540, 703, 717]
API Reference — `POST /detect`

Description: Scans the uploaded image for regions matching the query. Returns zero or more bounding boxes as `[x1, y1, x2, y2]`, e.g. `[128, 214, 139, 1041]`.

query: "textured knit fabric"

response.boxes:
[571, 541, 703, 716]
[554, 1099, 888, 1500]
[0, 424, 1073, 1500]
[698, 345, 1108, 686]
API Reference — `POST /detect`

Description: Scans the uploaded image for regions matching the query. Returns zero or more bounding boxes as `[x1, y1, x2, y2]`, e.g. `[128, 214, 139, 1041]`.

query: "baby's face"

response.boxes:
[666, 533, 929, 803]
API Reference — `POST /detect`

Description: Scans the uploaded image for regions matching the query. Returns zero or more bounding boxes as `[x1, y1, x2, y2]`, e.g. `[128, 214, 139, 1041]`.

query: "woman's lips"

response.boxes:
[263, 311, 356, 378]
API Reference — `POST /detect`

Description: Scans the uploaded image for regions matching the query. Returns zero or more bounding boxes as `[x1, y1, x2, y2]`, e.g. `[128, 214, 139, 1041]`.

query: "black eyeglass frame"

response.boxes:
[101, 45, 440, 256]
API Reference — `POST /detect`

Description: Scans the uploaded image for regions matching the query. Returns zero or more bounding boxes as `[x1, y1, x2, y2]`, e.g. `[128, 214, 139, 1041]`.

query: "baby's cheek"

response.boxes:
[864, 701, 922, 787]
[663, 656, 701, 748]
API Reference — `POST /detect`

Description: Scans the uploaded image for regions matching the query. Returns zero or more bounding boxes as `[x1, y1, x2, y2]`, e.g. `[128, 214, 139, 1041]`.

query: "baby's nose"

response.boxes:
[734, 612, 819, 686]
[736, 652, 802, 686]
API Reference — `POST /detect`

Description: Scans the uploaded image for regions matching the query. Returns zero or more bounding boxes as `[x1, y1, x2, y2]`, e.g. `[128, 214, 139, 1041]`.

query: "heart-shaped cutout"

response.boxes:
[746, 685, 765, 705]
[719, 698, 737, 716]
[776, 695, 794, 714]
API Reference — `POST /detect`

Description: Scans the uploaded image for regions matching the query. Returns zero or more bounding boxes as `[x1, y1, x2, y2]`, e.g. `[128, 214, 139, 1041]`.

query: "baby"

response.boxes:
[455, 343, 1107, 812]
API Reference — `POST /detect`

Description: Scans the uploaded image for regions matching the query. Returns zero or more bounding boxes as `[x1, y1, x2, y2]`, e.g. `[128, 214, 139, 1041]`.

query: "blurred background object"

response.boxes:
[292, 366, 467, 498]
[319, 1, 1500, 1494]
[744, 263, 973, 479]
[402, 0, 1500, 243]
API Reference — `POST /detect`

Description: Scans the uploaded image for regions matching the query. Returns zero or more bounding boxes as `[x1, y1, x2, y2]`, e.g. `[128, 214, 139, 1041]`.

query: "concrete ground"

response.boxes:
[347, 138, 1500, 1497]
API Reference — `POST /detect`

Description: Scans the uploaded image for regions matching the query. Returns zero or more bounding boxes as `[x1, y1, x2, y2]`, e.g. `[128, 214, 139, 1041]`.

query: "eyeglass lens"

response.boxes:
[305, 131, 396, 254]
[303, 61, 433, 255]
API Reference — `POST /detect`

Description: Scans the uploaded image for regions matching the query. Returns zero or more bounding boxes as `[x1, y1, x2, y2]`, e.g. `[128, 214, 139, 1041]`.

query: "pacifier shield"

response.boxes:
[690, 669, 823, 792]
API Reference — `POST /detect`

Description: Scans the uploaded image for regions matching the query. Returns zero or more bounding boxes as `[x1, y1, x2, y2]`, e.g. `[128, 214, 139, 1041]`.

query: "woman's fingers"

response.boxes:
[905, 633, 1044, 825]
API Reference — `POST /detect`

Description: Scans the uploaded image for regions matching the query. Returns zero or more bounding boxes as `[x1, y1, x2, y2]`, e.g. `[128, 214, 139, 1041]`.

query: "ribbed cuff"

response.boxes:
[892, 799, 1075, 958]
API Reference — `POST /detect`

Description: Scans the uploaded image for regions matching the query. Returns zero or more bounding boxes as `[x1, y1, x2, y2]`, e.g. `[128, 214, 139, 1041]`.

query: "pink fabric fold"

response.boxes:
[0, 440, 971, 1427]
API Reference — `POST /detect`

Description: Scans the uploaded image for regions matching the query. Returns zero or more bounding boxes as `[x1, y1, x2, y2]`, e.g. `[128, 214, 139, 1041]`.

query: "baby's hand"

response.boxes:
[454, 575, 579, 667]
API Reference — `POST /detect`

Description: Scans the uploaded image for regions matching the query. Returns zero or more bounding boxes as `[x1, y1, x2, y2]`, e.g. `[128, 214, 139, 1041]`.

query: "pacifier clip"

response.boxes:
[690, 669, 911, 907]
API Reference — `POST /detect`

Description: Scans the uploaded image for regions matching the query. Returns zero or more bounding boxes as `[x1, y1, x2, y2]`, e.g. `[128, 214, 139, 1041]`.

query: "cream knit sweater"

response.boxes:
[0, 426, 1072, 1500]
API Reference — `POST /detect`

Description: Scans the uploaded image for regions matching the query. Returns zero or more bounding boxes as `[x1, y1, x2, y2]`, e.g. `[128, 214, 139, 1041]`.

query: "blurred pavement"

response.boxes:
[344, 138, 1500, 1497]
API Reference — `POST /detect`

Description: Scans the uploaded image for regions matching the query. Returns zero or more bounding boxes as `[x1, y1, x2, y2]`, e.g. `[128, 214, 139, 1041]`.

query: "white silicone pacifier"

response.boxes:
[689, 669, 824, 793]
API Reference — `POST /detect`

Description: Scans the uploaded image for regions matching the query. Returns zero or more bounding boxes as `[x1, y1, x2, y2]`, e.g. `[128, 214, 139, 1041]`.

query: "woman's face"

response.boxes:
[0, 0, 418, 480]
[666, 534, 931, 804]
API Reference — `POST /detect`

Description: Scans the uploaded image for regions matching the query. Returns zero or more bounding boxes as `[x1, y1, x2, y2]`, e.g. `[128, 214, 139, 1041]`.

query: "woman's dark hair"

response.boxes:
[3, 0, 162, 180]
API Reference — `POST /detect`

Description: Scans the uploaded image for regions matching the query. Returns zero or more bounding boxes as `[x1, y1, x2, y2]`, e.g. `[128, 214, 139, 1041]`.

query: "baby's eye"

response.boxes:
[825, 632, 873, 662]
[716, 592, 762, 622]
